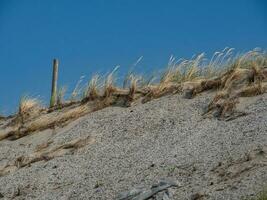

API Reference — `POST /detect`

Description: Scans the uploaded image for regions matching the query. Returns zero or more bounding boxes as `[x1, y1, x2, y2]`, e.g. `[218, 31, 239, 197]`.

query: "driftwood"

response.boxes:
[117, 179, 180, 200]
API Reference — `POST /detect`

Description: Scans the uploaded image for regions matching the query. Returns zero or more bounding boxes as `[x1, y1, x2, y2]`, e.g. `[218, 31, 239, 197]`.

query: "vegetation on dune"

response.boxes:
[0, 47, 266, 141]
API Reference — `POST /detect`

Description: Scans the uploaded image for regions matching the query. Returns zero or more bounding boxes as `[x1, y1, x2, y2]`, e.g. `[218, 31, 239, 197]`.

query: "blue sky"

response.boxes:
[0, 0, 267, 114]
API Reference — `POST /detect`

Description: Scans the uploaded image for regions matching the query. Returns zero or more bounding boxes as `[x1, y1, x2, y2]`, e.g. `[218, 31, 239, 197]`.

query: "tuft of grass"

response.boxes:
[57, 86, 67, 105]
[103, 66, 119, 98]
[18, 96, 42, 118]
[16, 96, 43, 126]
[123, 56, 143, 88]
[71, 76, 85, 101]
[83, 74, 100, 101]
[126, 74, 141, 105]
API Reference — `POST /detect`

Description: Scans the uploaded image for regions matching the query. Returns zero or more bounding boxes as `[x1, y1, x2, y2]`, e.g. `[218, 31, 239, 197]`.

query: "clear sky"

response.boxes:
[0, 0, 267, 114]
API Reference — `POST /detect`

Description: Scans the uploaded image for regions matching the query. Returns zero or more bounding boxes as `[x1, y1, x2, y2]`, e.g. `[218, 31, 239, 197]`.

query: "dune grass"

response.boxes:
[57, 86, 67, 105]
[18, 96, 42, 115]
[44, 47, 266, 107]
[17, 96, 43, 124]
[0, 47, 266, 141]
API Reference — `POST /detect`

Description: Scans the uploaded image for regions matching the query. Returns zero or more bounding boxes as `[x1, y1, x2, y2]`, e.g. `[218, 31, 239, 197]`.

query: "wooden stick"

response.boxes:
[50, 59, 59, 107]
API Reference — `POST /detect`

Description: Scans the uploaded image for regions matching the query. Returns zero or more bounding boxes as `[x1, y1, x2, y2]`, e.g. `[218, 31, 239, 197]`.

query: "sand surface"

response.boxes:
[0, 92, 266, 200]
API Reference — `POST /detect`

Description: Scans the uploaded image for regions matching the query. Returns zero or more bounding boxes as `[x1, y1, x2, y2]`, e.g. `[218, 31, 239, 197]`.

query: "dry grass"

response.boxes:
[57, 86, 67, 105]
[15, 104, 89, 138]
[103, 66, 119, 98]
[84, 75, 100, 101]
[0, 48, 266, 141]
[70, 76, 85, 101]
[15, 96, 44, 126]
[125, 75, 141, 106]
[18, 96, 42, 116]
[201, 51, 267, 118]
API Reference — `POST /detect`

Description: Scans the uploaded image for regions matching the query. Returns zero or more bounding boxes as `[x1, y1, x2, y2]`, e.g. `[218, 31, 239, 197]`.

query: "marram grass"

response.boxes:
[0, 47, 266, 142]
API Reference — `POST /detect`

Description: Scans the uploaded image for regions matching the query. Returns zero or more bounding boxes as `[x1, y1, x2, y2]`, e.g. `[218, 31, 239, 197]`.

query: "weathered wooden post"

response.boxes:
[50, 59, 59, 107]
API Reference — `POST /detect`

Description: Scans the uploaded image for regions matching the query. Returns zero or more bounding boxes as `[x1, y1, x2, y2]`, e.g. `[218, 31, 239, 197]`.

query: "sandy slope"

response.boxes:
[0, 92, 266, 200]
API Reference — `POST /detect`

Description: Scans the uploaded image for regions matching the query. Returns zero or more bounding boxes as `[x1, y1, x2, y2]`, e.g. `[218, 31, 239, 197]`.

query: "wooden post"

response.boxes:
[50, 59, 59, 107]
